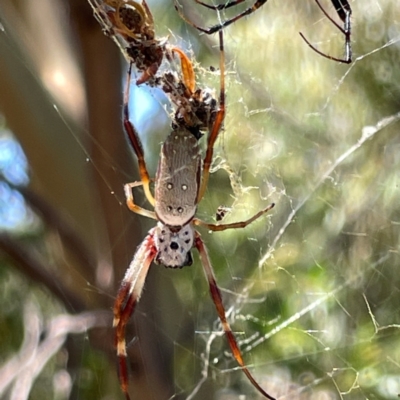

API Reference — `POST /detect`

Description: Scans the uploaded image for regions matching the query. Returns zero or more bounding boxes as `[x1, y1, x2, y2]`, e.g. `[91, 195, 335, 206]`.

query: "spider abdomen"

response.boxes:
[154, 222, 194, 268]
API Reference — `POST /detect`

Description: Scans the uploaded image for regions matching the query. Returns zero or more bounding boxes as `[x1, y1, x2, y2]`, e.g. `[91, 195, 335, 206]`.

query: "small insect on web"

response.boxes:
[113, 28, 277, 400]
[175, 0, 352, 63]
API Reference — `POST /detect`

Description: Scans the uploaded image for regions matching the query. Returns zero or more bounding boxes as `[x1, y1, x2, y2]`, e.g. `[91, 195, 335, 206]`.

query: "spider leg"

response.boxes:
[299, 0, 352, 63]
[197, 31, 225, 202]
[330, 0, 351, 62]
[175, 0, 268, 35]
[331, 0, 352, 23]
[124, 182, 157, 220]
[124, 63, 155, 206]
[194, 233, 276, 400]
[114, 231, 157, 400]
[194, 0, 247, 11]
[141, 0, 154, 25]
[193, 202, 274, 231]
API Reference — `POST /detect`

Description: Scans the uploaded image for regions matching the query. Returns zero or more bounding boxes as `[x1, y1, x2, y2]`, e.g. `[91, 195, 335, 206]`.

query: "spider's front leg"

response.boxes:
[113, 231, 157, 400]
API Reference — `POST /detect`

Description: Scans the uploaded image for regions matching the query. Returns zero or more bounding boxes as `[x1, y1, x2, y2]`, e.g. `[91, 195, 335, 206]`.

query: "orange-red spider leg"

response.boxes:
[123, 64, 155, 206]
[113, 232, 157, 400]
[198, 31, 225, 202]
[194, 233, 276, 400]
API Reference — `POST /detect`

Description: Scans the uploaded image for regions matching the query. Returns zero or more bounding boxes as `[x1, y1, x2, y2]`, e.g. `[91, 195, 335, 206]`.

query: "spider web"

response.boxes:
[0, 0, 400, 399]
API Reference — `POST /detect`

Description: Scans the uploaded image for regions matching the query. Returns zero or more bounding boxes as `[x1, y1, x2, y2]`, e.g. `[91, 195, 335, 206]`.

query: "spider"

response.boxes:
[175, 0, 352, 63]
[114, 30, 276, 400]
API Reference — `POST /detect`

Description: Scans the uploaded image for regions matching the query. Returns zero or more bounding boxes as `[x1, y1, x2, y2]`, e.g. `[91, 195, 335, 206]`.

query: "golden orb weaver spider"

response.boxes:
[103, 0, 356, 398]
[114, 30, 276, 400]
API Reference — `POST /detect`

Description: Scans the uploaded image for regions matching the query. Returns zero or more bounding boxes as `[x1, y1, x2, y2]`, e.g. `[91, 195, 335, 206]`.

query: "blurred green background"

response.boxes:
[0, 0, 399, 399]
